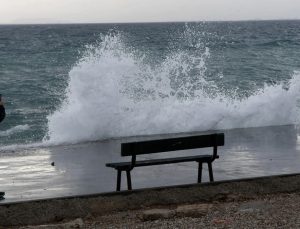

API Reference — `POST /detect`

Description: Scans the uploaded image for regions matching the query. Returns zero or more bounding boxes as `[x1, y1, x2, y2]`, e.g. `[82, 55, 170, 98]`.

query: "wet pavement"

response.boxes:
[1, 125, 300, 203]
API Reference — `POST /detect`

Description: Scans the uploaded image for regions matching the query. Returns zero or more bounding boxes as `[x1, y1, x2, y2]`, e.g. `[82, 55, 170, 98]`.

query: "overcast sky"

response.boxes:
[0, 0, 300, 24]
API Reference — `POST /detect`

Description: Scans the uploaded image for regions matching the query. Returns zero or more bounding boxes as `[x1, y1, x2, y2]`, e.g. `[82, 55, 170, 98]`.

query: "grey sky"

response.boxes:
[0, 0, 300, 24]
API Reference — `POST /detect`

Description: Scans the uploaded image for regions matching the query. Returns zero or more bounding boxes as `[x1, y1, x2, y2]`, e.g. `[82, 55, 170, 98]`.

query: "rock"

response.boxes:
[238, 200, 269, 213]
[141, 209, 176, 221]
[212, 218, 231, 225]
[176, 204, 212, 218]
[21, 218, 84, 229]
[141, 204, 212, 221]
[214, 192, 230, 201]
[226, 194, 240, 201]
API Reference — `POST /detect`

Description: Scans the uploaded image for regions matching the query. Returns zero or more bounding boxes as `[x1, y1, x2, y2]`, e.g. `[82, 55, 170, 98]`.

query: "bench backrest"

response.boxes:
[121, 133, 224, 157]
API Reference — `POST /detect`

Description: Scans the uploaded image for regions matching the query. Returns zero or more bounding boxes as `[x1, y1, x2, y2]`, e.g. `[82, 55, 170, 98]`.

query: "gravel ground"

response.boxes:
[19, 191, 300, 229]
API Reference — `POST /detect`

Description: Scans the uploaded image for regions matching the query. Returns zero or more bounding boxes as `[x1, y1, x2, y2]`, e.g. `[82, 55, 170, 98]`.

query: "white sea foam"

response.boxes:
[0, 125, 30, 137]
[44, 31, 300, 145]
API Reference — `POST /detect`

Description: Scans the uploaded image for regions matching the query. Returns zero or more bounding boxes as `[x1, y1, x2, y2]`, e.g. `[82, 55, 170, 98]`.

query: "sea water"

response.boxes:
[1, 20, 300, 150]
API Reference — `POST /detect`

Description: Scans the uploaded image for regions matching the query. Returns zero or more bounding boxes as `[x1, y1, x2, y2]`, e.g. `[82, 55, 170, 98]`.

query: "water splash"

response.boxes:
[0, 125, 30, 137]
[44, 31, 300, 145]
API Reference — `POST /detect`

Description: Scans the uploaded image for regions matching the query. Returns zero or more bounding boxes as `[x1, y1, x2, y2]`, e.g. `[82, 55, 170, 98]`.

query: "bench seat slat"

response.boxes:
[121, 133, 224, 156]
[106, 154, 218, 169]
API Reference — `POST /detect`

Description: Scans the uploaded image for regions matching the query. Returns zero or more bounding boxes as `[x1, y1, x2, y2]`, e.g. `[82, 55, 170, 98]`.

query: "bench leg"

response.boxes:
[116, 170, 122, 191]
[126, 170, 132, 190]
[197, 162, 203, 183]
[208, 162, 214, 182]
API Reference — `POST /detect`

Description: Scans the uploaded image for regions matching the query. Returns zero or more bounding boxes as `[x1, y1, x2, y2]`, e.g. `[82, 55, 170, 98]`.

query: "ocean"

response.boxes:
[1, 20, 300, 150]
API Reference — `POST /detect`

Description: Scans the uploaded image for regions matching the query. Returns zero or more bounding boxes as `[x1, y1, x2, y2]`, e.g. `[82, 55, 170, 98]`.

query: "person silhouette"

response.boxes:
[0, 94, 5, 200]
[0, 97, 5, 123]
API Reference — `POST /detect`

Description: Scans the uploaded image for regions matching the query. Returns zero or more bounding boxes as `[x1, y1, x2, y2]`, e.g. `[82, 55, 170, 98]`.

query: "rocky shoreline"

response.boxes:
[18, 192, 300, 228]
[2, 173, 300, 228]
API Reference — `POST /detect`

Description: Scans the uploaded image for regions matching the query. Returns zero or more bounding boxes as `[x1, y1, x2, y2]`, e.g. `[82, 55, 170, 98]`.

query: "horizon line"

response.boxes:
[0, 18, 300, 26]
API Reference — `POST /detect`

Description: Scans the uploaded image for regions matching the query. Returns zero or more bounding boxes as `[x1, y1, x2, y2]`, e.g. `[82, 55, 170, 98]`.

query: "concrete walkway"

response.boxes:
[0, 125, 300, 203]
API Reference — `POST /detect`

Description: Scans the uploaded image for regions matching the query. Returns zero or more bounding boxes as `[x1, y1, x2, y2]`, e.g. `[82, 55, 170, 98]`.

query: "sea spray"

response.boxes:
[0, 22, 300, 149]
[44, 31, 215, 144]
[0, 125, 30, 137]
[44, 31, 300, 145]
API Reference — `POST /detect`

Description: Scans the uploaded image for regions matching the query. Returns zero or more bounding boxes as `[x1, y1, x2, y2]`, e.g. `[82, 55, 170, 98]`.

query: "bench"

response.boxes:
[106, 133, 224, 191]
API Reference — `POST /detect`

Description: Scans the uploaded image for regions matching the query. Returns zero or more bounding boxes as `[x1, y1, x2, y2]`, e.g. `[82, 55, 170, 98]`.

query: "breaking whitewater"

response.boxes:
[1, 22, 300, 151]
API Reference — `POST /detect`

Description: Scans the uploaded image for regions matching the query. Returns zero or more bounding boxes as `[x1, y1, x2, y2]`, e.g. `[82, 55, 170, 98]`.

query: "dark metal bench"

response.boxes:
[106, 133, 224, 191]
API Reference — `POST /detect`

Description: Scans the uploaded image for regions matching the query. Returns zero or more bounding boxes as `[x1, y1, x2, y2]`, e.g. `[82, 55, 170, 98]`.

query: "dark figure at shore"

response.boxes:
[0, 100, 5, 123]
[0, 94, 5, 200]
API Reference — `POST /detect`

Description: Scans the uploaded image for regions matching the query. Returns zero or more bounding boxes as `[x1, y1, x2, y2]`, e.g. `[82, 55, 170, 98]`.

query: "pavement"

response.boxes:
[0, 124, 300, 203]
